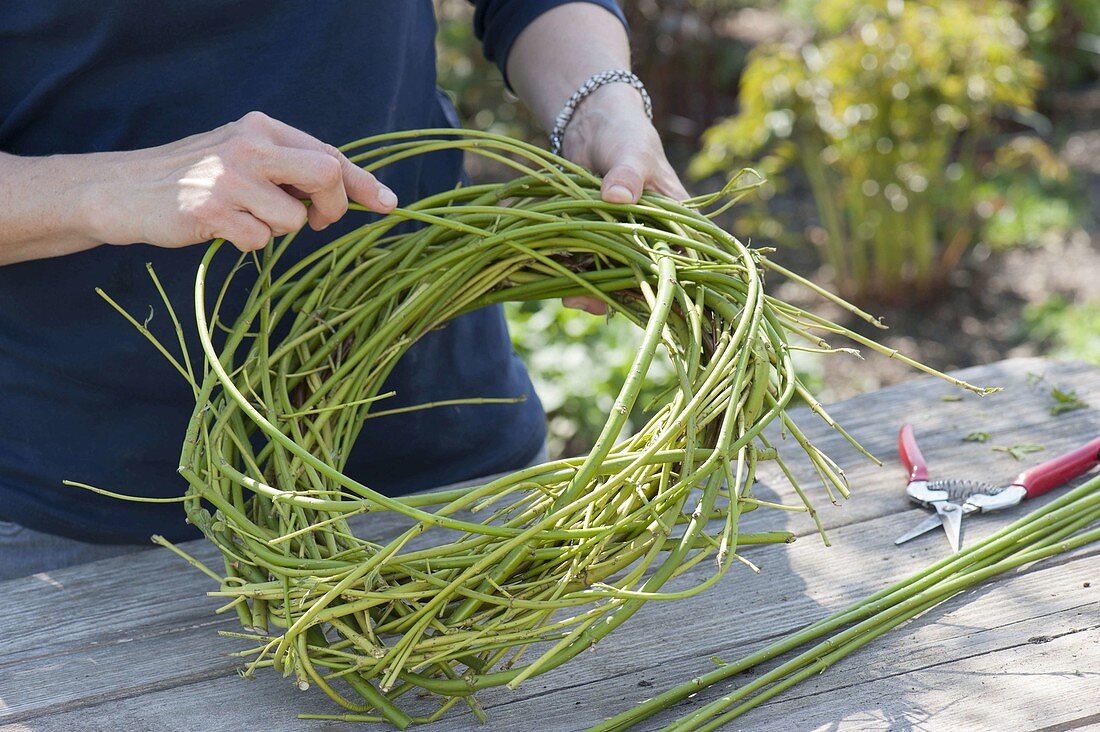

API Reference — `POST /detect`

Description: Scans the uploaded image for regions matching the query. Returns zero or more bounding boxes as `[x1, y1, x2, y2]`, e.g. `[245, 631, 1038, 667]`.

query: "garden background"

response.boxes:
[434, 0, 1100, 458]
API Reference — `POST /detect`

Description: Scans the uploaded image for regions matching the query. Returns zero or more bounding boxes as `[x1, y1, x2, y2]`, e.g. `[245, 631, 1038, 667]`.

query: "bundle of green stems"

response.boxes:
[98, 129, 991, 727]
[594, 473, 1100, 731]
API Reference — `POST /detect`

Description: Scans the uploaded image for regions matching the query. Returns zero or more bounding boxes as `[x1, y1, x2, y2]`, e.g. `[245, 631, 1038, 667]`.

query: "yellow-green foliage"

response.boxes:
[694, 0, 1045, 302]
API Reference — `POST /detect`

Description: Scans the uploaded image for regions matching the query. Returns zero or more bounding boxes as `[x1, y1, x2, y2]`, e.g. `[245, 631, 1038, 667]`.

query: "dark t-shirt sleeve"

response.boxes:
[470, 1, 627, 83]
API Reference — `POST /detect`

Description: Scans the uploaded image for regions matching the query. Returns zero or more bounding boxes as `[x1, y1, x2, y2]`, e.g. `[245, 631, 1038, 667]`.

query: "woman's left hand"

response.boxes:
[559, 84, 689, 315]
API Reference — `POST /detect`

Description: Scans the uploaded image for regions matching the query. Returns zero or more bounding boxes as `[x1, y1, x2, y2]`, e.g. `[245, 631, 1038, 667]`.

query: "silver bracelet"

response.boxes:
[548, 69, 653, 157]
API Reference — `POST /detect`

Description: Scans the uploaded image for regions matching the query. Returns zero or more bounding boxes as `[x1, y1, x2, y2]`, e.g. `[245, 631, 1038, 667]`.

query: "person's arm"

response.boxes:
[0, 111, 397, 267]
[501, 3, 688, 204]
[473, 2, 687, 313]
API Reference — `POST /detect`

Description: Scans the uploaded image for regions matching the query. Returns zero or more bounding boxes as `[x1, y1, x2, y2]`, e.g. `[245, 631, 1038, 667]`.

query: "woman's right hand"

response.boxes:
[84, 111, 397, 253]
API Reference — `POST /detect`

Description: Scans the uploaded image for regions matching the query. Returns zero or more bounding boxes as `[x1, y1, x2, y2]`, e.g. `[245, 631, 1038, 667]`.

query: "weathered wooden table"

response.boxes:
[1, 357, 1097, 732]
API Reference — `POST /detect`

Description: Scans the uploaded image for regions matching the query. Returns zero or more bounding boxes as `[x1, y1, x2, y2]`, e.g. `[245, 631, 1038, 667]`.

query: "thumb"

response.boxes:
[601, 159, 646, 204]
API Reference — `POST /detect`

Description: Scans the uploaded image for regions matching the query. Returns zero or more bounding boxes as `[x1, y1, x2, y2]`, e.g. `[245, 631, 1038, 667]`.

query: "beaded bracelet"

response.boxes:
[548, 69, 653, 157]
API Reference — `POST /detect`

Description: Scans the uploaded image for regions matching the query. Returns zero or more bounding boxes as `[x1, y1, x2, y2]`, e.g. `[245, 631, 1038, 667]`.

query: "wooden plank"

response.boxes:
[0, 499, 438, 670]
[568, 550, 1099, 732]
[0, 512, 462, 721]
[737, 624, 1100, 732]
[5, 478, 1095, 730]
[753, 357, 1100, 541]
[0, 357, 1096, 730]
[0, 673, 358, 732]
[10, 620, 1095, 732]
[0, 540, 224, 664]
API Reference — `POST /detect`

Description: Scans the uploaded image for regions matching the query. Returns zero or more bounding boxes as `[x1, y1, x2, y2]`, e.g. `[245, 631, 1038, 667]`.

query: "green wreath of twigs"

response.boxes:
[85, 129, 993, 728]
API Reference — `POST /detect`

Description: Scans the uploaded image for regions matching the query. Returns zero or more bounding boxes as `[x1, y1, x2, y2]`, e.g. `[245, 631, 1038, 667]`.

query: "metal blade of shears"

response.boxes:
[894, 511, 944, 545]
[936, 502, 963, 553]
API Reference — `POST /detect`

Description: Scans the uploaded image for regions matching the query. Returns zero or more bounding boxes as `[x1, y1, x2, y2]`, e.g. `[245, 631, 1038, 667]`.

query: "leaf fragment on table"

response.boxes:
[992, 443, 1045, 461]
[964, 431, 990, 443]
[1050, 386, 1088, 416]
[940, 394, 963, 402]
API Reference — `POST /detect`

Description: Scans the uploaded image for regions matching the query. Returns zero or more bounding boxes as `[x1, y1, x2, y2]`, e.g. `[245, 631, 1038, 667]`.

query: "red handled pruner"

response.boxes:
[895, 424, 1100, 553]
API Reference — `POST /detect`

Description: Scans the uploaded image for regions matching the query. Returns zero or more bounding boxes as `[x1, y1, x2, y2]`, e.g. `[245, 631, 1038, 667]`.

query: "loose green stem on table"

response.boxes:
[592, 474, 1100, 731]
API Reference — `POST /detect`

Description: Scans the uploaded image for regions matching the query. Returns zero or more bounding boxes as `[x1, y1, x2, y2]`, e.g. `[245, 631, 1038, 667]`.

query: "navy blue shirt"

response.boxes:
[0, 1, 624, 544]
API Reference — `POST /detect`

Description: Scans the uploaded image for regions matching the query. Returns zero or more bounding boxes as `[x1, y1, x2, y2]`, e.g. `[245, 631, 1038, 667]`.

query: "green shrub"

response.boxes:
[975, 135, 1081, 250]
[506, 301, 676, 458]
[1023, 296, 1100, 363]
[693, 0, 1050, 303]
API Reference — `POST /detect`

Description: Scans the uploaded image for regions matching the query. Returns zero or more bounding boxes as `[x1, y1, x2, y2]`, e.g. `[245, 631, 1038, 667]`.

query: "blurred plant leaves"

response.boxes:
[692, 0, 1073, 303]
[506, 301, 677, 458]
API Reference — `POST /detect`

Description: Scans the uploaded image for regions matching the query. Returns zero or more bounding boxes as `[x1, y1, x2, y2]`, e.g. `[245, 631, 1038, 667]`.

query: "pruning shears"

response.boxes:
[894, 423, 1100, 553]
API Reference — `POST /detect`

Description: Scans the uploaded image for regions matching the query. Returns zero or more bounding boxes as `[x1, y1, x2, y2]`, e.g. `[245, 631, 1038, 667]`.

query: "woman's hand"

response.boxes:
[87, 111, 397, 253]
[559, 84, 689, 315]
[0, 110, 397, 265]
[502, 3, 688, 316]
[562, 85, 689, 205]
